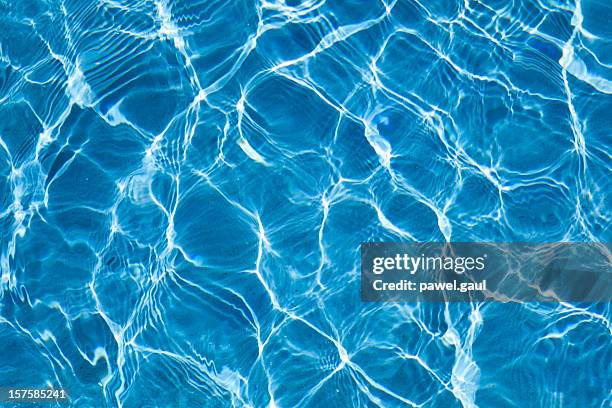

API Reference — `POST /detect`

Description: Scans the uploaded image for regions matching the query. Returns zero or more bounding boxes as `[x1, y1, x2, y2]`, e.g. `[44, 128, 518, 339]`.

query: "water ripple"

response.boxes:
[0, 0, 610, 407]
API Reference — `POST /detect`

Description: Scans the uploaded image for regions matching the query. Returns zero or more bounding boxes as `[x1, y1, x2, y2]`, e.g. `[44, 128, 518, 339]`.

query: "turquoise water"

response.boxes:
[0, 0, 611, 407]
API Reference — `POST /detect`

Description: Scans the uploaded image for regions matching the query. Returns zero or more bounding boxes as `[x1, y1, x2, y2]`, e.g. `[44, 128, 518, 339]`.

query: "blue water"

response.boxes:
[0, 0, 611, 407]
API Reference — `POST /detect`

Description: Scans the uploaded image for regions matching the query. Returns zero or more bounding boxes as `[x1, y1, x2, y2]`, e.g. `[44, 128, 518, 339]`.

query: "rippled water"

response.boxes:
[1, 0, 611, 407]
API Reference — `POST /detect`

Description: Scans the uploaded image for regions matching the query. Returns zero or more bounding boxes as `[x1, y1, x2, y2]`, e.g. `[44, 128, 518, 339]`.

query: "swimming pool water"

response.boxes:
[0, 0, 611, 407]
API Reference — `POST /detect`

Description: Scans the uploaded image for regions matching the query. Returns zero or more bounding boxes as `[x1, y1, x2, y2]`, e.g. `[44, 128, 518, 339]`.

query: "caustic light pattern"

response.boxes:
[0, 0, 610, 407]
